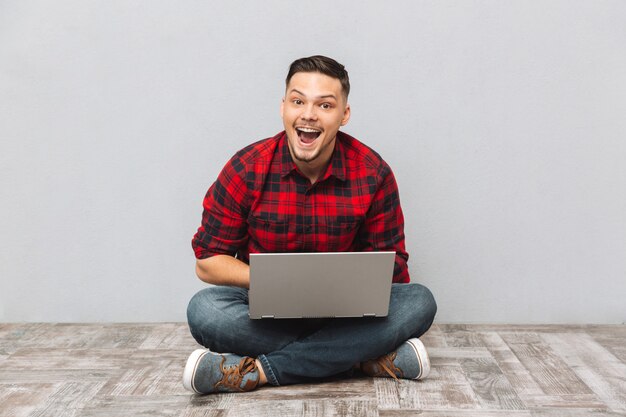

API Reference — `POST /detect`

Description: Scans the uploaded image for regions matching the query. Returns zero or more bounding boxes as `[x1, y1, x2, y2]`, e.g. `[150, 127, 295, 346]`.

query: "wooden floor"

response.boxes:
[0, 323, 625, 416]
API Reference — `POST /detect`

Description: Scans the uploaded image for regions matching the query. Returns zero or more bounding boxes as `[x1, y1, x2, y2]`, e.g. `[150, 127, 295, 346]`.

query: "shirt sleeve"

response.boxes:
[192, 154, 250, 259]
[359, 163, 410, 283]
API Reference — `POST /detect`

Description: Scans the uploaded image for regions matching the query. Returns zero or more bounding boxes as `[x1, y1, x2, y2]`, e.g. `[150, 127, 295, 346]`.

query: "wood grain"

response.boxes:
[0, 323, 624, 416]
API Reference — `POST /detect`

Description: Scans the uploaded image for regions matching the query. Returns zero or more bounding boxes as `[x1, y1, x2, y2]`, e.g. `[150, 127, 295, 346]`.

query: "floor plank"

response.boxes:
[499, 332, 594, 396]
[0, 323, 624, 416]
[541, 332, 626, 413]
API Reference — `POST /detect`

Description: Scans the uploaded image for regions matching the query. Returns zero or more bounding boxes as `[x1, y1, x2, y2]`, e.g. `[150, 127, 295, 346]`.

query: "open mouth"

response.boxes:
[296, 127, 322, 144]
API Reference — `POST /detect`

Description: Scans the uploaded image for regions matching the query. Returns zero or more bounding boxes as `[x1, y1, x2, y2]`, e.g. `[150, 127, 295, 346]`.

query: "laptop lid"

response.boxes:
[248, 251, 395, 319]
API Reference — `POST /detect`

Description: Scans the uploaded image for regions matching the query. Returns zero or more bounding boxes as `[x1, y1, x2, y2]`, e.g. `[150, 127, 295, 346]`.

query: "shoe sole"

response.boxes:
[406, 338, 430, 380]
[182, 348, 211, 393]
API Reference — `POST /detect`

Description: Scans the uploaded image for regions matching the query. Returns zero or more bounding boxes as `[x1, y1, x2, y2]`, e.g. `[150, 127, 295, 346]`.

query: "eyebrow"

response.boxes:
[289, 88, 338, 101]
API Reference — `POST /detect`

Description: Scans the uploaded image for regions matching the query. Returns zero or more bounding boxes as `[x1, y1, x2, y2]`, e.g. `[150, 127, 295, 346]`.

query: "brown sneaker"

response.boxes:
[362, 338, 430, 380]
[183, 349, 260, 394]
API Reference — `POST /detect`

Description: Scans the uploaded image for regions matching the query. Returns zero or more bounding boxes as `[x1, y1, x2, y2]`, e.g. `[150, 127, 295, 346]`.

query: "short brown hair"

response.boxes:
[286, 55, 350, 99]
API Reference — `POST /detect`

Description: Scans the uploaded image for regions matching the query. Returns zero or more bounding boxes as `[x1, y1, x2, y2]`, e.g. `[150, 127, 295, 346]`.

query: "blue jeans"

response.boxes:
[186, 283, 437, 386]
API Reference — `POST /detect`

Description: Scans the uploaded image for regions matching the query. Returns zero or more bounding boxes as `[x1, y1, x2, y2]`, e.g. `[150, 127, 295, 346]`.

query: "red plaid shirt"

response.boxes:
[192, 131, 410, 283]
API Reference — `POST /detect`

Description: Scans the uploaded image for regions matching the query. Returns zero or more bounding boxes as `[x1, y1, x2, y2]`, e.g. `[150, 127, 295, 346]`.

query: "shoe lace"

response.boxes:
[214, 356, 259, 392]
[374, 352, 404, 380]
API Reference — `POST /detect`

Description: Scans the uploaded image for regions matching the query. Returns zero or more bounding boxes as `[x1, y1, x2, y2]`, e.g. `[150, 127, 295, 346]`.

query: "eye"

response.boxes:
[292, 99, 303, 105]
[320, 103, 332, 110]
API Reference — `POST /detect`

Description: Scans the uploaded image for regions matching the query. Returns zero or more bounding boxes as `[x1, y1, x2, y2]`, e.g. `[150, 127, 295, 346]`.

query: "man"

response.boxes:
[184, 55, 437, 394]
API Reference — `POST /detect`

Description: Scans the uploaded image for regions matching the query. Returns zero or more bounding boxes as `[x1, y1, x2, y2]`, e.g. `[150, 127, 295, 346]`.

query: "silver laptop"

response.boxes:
[248, 251, 395, 319]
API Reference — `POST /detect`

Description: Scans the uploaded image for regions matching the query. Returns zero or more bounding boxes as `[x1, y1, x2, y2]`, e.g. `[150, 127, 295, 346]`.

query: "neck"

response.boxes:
[296, 161, 327, 184]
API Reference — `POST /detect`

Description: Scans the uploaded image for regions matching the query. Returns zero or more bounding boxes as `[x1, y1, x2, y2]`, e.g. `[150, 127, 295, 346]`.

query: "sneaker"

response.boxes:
[182, 349, 260, 394]
[361, 338, 430, 380]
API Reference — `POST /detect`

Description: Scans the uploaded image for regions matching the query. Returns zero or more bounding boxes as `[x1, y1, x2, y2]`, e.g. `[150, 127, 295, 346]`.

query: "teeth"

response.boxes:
[297, 127, 320, 133]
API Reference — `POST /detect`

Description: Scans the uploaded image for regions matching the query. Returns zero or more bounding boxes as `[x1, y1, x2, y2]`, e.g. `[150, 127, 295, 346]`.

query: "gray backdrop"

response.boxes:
[1, 1, 625, 323]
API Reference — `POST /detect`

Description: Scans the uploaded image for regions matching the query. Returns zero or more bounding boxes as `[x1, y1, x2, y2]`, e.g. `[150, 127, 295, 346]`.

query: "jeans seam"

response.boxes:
[257, 354, 280, 386]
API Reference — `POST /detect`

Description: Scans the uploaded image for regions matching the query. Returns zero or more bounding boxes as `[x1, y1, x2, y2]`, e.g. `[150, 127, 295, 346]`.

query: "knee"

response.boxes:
[186, 286, 249, 349]
[391, 283, 437, 336]
[186, 288, 214, 346]
[410, 283, 437, 324]
[187, 287, 234, 347]
[187, 288, 209, 324]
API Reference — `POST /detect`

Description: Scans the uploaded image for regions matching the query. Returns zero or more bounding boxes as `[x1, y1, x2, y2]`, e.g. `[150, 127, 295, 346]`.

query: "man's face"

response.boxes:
[281, 72, 350, 171]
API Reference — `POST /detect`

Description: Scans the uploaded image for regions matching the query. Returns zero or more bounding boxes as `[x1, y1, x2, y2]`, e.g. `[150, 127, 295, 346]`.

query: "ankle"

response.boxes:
[255, 359, 267, 386]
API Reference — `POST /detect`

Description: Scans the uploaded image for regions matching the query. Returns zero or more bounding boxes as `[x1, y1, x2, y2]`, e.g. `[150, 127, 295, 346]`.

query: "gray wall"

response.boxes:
[1, 1, 625, 323]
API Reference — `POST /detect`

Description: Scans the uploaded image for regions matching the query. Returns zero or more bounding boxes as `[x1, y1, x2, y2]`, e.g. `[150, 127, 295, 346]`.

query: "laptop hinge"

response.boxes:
[261, 315, 275, 319]
[363, 313, 377, 317]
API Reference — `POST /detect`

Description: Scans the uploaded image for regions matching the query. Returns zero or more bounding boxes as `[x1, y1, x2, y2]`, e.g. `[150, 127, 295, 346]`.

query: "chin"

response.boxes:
[293, 150, 319, 163]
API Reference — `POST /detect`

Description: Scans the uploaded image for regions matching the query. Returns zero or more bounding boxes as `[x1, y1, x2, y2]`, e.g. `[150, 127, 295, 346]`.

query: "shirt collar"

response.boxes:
[278, 131, 347, 182]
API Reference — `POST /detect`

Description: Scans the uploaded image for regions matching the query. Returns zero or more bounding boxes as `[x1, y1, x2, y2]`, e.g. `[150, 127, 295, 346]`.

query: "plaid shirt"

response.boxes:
[192, 131, 410, 283]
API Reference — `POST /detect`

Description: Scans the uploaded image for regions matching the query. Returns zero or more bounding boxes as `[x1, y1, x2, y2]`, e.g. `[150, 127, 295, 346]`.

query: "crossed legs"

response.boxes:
[186, 283, 437, 387]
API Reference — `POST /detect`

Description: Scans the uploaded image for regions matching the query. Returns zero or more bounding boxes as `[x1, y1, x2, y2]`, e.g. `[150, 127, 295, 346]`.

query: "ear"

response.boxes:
[340, 103, 351, 126]
[280, 97, 285, 119]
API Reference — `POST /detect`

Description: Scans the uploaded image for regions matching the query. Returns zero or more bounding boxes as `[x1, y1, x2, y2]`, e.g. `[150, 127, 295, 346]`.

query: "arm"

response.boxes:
[195, 255, 250, 288]
[192, 153, 251, 286]
[359, 163, 410, 283]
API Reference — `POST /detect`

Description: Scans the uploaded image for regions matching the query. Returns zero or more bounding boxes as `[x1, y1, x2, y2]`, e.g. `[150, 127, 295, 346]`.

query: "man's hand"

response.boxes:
[195, 255, 250, 288]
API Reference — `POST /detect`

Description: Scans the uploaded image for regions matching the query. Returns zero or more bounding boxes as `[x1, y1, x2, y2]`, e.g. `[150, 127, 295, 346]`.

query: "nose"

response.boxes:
[300, 104, 318, 121]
